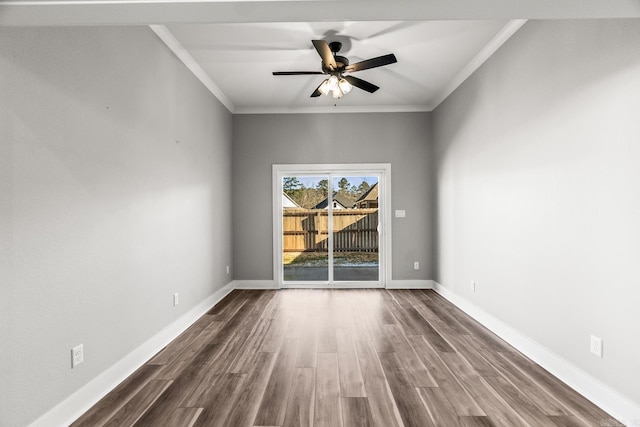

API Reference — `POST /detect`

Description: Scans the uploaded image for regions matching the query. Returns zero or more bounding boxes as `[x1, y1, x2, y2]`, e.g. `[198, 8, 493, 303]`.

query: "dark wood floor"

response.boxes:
[73, 289, 618, 427]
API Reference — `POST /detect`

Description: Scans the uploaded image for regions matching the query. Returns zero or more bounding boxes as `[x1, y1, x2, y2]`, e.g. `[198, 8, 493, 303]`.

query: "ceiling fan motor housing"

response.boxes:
[322, 55, 349, 74]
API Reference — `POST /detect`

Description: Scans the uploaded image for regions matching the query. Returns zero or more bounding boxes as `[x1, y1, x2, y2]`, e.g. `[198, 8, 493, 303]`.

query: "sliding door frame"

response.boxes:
[273, 163, 392, 288]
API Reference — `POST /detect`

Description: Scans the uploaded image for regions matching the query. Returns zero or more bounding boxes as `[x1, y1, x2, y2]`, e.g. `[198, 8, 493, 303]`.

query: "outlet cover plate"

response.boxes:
[590, 335, 603, 358]
[72, 344, 84, 368]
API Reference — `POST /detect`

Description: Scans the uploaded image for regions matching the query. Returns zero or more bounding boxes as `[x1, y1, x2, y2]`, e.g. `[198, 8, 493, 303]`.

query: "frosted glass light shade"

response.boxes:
[318, 79, 331, 95]
[338, 78, 352, 94]
[327, 75, 339, 90]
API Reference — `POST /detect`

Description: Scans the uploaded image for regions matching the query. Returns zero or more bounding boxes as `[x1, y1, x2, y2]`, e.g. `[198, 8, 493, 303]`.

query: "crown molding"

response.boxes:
[149, 25, 236, 113]
[234, 104, 431, 115]
[427, 19, 527, 111]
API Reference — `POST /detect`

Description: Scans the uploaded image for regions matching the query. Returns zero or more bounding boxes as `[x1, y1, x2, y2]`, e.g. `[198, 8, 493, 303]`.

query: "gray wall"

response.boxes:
[0, 26, 233, 426]
[232, 112, 435, 281]
[433, 19, 640, 405]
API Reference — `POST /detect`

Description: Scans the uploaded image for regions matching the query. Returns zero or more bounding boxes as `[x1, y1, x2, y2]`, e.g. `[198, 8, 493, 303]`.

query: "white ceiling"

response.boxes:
[2, 0, 639, 114]
[161, 20, 519, 113]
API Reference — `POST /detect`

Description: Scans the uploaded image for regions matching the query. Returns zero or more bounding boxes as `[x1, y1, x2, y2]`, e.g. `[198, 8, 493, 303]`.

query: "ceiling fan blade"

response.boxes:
[312, 40, 337, 71]
[344, 75, 379, 93]
[311, 84, 323, 97]
[273, 71, 324, 75]
[345, 53, 397, 72]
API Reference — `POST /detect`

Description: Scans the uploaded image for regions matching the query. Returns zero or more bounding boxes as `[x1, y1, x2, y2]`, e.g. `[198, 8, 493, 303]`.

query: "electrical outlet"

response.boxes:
[226, 265, 230, 275]
[173, 293, 179, 306]
[590, 335, 603, 358]
[413, 261, 419, 270]
[471, 281, 476, 292]
[71, 344, 84, 368]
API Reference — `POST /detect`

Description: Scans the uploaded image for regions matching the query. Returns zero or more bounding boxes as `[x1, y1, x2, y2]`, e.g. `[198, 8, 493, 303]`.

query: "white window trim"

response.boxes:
[273, 163, 392, 288]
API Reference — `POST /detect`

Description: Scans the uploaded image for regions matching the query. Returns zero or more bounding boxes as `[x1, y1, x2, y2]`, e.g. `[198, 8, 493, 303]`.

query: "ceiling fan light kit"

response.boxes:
[273, 39, 397, 99]
[318, 75, 352, 99]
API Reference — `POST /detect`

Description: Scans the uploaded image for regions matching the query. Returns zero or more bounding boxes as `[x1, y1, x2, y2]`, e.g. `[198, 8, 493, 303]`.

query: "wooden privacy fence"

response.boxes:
[283, 208, 378, 253]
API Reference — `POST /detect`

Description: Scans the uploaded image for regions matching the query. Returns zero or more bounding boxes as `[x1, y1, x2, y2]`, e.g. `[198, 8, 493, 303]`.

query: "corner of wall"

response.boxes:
[432, 282, 640, 424]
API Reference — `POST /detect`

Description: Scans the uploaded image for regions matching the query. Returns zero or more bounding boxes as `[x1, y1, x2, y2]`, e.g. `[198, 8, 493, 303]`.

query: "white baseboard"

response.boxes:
[31, 281, 234, 427]
[234, 279, 434, 290]
[283, 283, 386, 289]
[233, 279, 279, 289]
[432, 281, 640, 425]
[386, 279, 433, 289]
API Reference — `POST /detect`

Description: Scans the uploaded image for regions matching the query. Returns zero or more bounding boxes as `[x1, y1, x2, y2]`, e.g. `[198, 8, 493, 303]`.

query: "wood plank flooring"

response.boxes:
[72, 289, 619, 427]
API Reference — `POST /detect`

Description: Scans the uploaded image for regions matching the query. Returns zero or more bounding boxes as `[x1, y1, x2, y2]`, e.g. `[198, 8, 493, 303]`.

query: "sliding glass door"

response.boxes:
[331, 175, 379, 282]
[275, 165, 388, 287]
[282, 175, 330, 282]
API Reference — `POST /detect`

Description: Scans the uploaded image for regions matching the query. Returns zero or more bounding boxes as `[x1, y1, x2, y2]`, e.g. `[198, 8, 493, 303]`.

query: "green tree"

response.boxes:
[283, 177, 302, 194]
[357, 181, 371, 196]
[337, 177, 350, 193]
[316, 179, 329, 196]
[283, 177, 306, 205]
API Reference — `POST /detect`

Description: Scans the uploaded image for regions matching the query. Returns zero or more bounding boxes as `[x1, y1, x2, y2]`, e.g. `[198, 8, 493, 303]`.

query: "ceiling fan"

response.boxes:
[272, 40, 397, 99]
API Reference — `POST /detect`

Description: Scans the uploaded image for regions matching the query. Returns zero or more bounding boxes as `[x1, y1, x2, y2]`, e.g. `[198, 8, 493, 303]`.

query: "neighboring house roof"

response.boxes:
[355, 183, 378, 205]
[282, 192, 300, 208]
[313, 193, 354, 209]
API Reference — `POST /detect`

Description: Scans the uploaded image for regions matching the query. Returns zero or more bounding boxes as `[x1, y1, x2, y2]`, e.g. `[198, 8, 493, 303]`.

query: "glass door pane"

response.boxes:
[332, 175, 380, 282]
[282, 175, 329, 282]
